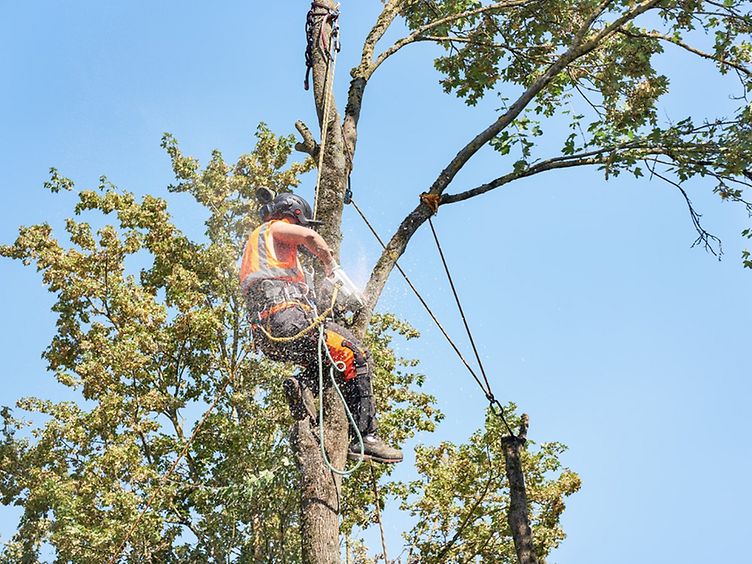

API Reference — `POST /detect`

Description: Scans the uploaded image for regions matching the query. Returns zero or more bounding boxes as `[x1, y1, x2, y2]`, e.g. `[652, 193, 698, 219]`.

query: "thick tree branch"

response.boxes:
[345, 1, 529, 156]
[353, 0, 666, 336]
[294, 120, 319, 159]
[356, 0, 407, 76]
[424, 0, 662, 201]
[443, 154, 611, 204]
[344, 0, 406, 155]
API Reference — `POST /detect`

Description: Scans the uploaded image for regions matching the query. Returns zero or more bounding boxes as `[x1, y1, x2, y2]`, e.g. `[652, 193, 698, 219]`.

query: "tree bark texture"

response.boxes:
[501, 415, 538, 564]
[295, 2, 352, 563]
[292, 389, 347, 564]
[307, 0, 350, 253]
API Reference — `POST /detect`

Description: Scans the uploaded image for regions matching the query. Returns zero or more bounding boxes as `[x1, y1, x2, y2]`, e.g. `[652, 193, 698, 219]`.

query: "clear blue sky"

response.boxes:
[1, 2, 750, 562]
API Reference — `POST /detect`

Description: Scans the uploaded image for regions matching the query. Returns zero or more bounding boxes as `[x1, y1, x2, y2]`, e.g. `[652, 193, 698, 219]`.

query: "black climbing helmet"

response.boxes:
[258, 191, 322, 226]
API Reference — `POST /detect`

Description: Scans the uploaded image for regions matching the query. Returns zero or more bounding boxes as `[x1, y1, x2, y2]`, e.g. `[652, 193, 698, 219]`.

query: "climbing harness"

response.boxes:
[348, 192, 517, 438]
[253, 282, 364, 476]
[304, 1, 341, 221]
[253, 289, 336, 344]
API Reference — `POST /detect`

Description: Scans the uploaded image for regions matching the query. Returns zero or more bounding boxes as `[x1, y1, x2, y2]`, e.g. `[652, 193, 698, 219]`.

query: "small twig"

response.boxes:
[370, 0, 530, 76]
[567, 68, 605, 118]
[644, 160, 723, 258]
[617, 27, 752, 77]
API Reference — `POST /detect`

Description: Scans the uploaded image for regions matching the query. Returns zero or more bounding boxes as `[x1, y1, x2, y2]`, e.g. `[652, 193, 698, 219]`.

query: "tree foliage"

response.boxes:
[11, 0, 750, 560]
[0, 127, 577, 562]
[399, 412, 580, 563]
[347, 1, 752, 318]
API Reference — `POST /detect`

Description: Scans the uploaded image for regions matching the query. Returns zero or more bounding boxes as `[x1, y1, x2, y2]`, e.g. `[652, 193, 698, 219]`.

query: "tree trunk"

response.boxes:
[294, 2, 352, 562]
[500, 414, 538, 564]
[291, 393, 346, 564]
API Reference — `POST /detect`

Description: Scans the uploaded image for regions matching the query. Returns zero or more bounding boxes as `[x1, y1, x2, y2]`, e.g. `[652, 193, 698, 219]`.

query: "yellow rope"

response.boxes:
[254, 285, 339, 343]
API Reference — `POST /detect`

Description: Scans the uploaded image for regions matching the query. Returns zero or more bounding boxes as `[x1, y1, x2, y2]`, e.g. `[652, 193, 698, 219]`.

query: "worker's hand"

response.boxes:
[324, 261, 335, 278]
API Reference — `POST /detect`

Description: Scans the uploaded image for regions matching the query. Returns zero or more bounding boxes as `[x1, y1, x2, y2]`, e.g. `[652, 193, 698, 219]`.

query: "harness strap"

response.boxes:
[252, 286, 339, 343]
[253, 301, 312, 322]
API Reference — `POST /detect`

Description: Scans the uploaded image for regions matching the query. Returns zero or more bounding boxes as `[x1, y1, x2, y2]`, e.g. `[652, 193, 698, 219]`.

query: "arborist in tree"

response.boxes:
[240, 189, 403, 464]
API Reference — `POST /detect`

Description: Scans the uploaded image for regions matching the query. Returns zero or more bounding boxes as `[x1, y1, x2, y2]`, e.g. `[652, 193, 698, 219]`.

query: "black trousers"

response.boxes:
[253, 303, 377, 437]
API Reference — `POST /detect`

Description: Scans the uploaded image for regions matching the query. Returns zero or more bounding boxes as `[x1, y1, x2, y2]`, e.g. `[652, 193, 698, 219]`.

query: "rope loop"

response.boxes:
[419, 192, 441, 215]
[254, 286, 339, 343]
[488, 397, 517, 439]
[304, 1, 341, 90]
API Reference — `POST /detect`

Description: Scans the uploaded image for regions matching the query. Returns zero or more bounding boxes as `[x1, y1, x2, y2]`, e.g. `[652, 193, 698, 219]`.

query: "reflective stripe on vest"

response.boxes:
[239, 220, 305, 287]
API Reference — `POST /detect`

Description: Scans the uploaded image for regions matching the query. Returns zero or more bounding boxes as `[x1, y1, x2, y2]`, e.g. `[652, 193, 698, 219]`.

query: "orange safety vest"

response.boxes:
[239, 219, 306, 289]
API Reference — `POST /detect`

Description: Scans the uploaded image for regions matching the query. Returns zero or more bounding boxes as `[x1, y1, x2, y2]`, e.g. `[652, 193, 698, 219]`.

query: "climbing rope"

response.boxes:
[317, 322, 364, 477]
[304, 1, 341, 221]
[253, 283, 364, 476]
[422, 193, 514, 431]
[348, 194, 516, 437]
[254, 284, 339, 343]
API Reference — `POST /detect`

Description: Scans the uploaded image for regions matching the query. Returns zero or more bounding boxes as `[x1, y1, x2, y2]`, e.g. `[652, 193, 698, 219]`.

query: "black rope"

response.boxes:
[427, 220, 501, 390]
[348, 194, 516, 437]
[304, 2, 340, 91]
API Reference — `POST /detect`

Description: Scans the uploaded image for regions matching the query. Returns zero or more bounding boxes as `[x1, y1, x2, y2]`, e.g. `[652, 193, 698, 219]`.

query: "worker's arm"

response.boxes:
[270, 221, 336, 275]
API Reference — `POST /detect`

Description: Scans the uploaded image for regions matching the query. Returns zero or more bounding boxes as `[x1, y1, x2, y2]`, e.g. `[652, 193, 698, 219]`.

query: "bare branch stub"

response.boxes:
[294, 120, 320, 160]
[518, 413, 529, 441]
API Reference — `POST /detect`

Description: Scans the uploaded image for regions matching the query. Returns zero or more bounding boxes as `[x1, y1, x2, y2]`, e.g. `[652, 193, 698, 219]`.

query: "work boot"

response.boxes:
[282, 377, 316, 421]
[347, 434, 403, 464]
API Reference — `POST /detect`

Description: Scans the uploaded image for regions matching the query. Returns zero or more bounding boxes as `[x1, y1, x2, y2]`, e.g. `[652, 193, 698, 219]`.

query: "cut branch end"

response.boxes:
[295, 120, 320, 160]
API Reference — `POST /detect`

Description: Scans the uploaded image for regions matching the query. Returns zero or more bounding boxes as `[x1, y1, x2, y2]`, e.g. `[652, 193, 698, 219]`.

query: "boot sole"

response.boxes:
[347, 451, 403, 464]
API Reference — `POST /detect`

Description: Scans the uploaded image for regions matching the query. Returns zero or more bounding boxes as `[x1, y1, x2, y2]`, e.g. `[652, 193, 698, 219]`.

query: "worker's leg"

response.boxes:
[324, 322, 376, 435]
[254, 304, 320, 420]
[255, 304, 319, 366]
[324, 322, 402, 464]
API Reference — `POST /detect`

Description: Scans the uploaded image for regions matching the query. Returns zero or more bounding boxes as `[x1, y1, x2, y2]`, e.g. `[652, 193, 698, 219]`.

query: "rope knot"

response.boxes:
[420, 192, 441, 215]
